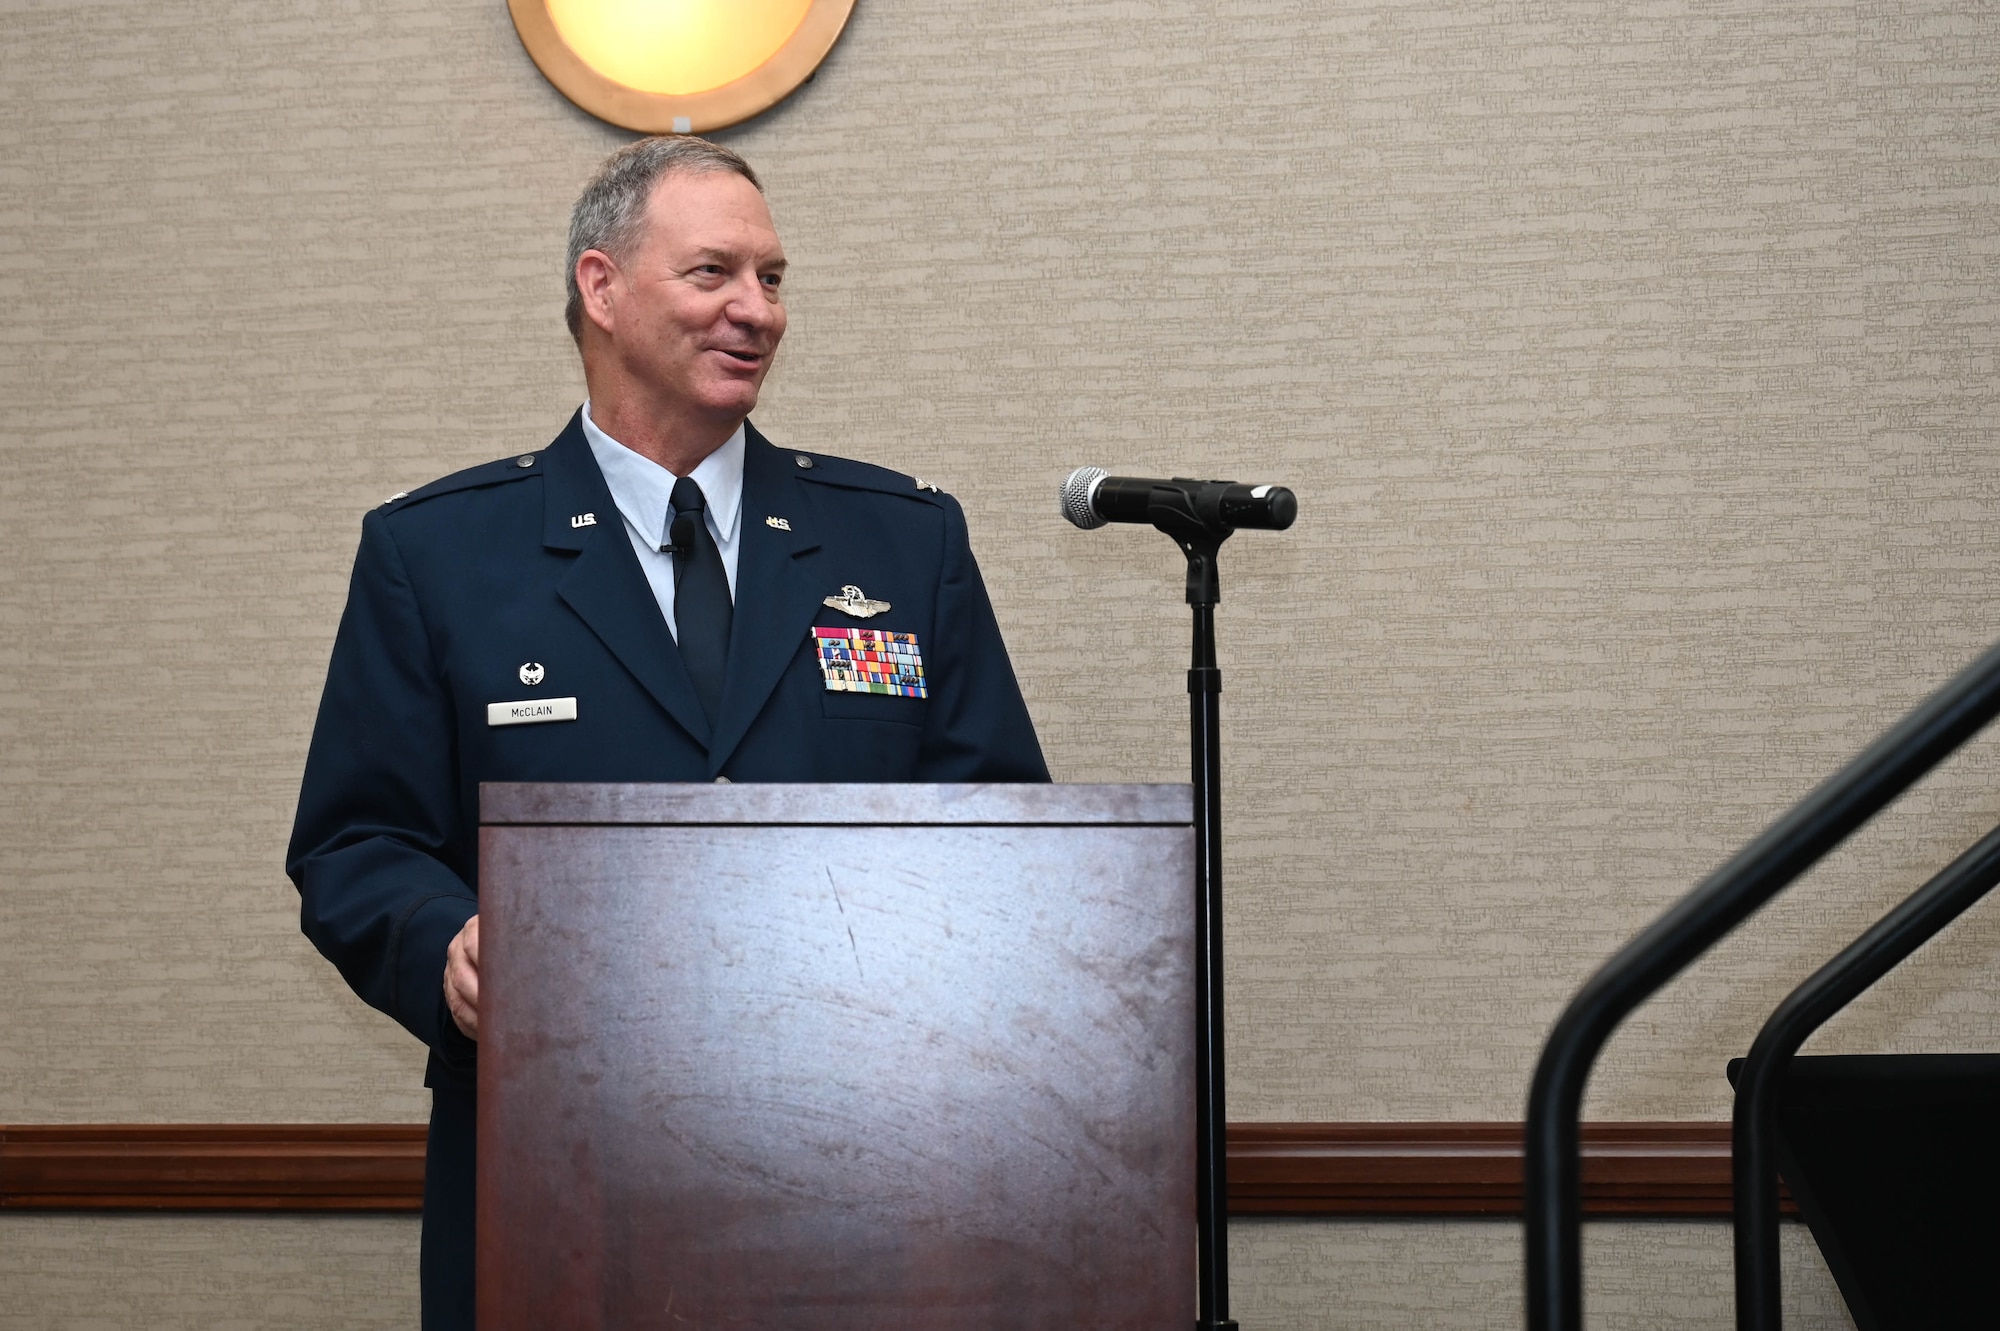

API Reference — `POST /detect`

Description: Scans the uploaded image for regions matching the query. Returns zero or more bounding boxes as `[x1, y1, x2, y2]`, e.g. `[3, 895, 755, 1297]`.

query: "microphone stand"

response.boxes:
[1144, 487, 1240, 1331]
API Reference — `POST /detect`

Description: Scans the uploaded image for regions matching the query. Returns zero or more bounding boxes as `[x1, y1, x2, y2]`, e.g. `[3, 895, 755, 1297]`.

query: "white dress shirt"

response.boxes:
[579, 401, 744, 642]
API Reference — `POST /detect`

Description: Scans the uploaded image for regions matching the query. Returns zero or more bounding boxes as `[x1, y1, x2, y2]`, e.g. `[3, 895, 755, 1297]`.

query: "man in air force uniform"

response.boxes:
[286, 137, 1048, 1330]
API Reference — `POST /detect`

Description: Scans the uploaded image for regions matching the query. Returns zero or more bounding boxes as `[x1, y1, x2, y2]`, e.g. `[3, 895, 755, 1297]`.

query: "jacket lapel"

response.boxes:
[541, 414, 713, 748]
[705, 425, 825, 774]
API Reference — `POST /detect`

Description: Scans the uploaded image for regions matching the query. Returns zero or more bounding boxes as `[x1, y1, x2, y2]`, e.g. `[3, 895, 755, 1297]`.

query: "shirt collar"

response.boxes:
[580, 402, 745, 551]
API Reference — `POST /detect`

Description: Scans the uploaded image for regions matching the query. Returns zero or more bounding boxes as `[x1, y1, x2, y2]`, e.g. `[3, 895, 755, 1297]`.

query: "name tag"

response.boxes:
[487, 697, 578, 727]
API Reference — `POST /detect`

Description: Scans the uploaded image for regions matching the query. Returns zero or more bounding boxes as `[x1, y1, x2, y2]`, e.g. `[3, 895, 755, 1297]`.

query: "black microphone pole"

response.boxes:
[1064, 470, 1295, 1331]
[1144, 487, 1240, 1331]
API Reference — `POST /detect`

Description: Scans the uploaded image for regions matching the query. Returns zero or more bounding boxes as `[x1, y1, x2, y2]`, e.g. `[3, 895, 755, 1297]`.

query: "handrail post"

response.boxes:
[1522, 637, 2000, 1331]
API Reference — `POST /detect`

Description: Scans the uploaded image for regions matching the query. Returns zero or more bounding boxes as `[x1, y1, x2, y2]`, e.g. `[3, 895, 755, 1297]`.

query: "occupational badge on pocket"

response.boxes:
[812, 627, 927, 699]
[823, 584, 890, 618]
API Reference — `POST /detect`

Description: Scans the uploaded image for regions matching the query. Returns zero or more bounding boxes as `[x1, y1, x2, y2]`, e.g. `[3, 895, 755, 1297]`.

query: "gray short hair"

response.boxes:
[564, 136, 764, 340]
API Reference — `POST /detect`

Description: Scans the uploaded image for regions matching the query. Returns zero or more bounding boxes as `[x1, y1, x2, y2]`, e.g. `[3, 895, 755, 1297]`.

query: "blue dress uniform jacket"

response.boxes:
[286, 411, 1048, 1327]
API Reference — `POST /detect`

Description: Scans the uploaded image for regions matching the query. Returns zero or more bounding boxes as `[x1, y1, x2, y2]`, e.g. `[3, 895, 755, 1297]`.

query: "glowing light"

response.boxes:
[546, 0, 815, 96]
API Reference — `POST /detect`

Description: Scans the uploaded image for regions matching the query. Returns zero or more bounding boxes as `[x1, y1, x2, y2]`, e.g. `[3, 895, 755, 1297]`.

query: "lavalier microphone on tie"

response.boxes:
[666, 509, 700, 560]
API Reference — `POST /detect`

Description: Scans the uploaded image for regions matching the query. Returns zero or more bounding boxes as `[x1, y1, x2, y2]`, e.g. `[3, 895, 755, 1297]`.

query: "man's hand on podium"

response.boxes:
[445, 915, 481, 1041]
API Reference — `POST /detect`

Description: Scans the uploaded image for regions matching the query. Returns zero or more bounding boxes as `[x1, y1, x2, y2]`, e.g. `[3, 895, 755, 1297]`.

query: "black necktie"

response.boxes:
[668, 476, 732, 724]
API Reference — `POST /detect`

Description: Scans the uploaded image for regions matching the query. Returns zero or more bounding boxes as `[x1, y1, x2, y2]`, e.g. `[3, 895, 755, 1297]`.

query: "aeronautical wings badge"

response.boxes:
[823, 584, 891, 618]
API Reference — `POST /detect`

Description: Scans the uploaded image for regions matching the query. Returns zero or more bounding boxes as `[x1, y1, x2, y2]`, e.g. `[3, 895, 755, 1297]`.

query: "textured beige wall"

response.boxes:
[1233, 1221, 1852, 1330]
[0, 1217, 1853, 1330]
[0, 1214, 418, 1330]
[3, 0, 1996, 1323]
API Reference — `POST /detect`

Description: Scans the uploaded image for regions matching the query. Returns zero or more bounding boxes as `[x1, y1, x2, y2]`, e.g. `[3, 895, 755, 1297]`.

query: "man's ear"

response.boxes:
[575, 249, 620, 337]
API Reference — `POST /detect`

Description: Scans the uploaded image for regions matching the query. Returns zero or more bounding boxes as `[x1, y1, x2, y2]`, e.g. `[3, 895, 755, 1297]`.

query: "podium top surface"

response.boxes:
[480, 781, 1192, 827]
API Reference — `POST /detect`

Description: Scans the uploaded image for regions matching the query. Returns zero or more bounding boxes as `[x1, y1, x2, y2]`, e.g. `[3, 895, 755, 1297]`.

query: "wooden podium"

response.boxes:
[476, 782, 1196, 1330]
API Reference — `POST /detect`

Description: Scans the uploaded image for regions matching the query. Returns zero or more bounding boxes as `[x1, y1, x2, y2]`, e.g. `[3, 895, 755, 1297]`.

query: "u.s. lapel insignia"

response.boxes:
[824, 584, 891, 618]
[765, 515, 792, 531]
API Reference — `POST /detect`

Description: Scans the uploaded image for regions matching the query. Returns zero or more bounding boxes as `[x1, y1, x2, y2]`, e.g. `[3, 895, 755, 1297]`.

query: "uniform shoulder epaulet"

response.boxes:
[379, 450, 545, 510]
[786, 448, 952, 504]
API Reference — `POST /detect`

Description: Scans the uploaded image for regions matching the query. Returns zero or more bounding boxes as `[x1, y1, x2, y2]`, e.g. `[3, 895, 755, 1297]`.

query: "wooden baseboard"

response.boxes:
[0, 1121, 1780, 1218]
[1229, 1121, 1787, 1217]
[0, 1124, 426, 1211]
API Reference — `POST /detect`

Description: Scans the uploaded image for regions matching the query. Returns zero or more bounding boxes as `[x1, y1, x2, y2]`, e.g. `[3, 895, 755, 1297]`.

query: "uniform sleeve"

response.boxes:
[286, 509, 478, 1068]
[916, 494, 1052, 782]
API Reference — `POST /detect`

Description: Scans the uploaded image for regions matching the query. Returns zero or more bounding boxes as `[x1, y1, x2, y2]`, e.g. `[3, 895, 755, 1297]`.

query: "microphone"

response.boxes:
[665, 511, 699, 558]
[1060, 467, 1298, 532]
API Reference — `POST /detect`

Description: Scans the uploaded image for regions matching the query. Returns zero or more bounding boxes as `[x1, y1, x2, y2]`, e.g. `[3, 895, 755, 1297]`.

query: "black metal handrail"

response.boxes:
[1731, 821, 2000, 1330]
[1524, 637, 2000, 1331]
